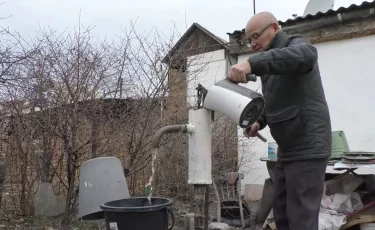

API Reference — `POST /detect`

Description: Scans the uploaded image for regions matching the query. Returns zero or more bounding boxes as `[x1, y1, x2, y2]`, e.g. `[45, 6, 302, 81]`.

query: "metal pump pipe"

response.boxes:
[151, 124, 194, 149]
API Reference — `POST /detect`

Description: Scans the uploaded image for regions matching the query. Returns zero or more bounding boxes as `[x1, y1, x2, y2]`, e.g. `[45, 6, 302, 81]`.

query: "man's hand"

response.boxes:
[243, 122, 260, 138]
[228, 61, 252, 83]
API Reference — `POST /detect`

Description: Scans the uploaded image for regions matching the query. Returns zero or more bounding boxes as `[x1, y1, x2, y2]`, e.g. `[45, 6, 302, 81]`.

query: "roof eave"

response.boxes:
[227, 0, 375, 35]
[161, 23, 229, 64]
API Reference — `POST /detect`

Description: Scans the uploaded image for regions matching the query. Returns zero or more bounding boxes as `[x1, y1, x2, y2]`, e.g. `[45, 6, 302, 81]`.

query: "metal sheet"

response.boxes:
[303, 0, 335, 17]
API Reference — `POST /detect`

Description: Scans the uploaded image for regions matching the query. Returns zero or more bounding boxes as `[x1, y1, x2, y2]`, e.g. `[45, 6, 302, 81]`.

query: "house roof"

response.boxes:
[227, 0, 375, 35]
[161, 23, 229, 64]
[280, 0, 375, 25]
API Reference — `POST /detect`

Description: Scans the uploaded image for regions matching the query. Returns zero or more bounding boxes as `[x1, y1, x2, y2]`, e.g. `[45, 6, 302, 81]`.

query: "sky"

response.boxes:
[0, 0, 369, 42]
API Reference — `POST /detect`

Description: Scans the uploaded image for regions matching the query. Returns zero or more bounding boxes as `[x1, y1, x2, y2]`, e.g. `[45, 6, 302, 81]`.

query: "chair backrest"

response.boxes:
[213, 172, 243, 201]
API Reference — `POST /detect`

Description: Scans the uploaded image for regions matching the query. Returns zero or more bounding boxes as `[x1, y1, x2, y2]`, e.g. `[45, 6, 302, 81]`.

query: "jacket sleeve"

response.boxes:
[248, 36, 318, 76]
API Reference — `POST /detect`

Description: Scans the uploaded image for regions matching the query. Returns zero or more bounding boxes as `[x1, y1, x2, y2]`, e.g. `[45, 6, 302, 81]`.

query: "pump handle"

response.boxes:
[246, 74, 257, 82]
[256, 133, 267, 143]
[226, 74, 257, 84]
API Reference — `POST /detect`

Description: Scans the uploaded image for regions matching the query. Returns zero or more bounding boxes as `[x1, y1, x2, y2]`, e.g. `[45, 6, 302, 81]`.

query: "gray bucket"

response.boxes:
[77, 157, 130, 220]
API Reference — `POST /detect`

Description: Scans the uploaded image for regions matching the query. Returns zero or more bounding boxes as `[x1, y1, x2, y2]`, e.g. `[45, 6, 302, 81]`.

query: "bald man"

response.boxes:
[228, 12, 331, 230]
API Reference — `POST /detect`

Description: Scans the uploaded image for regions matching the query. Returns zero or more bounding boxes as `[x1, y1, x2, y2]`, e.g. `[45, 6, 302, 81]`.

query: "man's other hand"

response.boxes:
[228, 61, 252, 83]
[243, 122, 260, 138]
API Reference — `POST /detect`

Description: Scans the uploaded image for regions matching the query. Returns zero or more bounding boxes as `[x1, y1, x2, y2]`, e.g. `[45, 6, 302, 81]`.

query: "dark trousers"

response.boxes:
[272, 159, 327, 230]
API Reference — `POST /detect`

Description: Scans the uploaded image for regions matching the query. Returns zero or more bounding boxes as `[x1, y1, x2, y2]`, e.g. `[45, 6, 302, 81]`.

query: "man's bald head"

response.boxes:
[245, 11, 281, 52]
[246, 12, 279, 30]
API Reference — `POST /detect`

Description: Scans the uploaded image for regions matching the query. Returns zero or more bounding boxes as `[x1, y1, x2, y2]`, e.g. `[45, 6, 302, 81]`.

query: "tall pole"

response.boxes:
[253, 0, 256, 15]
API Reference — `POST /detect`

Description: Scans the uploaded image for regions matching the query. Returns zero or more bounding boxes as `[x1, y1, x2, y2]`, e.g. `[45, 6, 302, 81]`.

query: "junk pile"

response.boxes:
[260, 131, 375, 230]
[321, 131, 375, 230]
[319, 173, 364, 230]
[321, 131, 375, 229]
[318, 168, 375, 229]
[261, 173, 368, 230]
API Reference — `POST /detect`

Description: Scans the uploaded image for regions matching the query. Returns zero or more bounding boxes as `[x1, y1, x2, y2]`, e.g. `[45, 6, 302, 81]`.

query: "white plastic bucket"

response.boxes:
[268, 142, 278, 159]
[360, 223, 375, 230]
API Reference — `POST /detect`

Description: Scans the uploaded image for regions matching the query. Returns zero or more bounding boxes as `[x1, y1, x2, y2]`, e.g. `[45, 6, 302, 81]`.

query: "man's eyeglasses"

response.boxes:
[247, 23, 273, 44]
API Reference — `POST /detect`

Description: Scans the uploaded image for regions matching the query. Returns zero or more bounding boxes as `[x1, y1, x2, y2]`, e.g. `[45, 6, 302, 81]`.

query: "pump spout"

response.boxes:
[151, 124, 194, 149]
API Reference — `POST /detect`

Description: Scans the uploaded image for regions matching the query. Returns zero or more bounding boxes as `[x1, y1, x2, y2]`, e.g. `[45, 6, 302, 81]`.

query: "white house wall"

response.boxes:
[314, 35, 375, 153]
[186, 49, 227, 106]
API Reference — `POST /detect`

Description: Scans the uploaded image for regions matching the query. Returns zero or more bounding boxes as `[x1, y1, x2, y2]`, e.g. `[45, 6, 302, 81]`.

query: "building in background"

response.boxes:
[165, 0, 375, 200]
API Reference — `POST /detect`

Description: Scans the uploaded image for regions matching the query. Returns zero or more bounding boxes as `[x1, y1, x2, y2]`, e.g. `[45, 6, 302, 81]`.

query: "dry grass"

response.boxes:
[0, 210, 105, 230]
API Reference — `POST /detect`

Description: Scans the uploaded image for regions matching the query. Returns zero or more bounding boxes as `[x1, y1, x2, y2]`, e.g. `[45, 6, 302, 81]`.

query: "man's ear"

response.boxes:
[272, 23, 280, 32]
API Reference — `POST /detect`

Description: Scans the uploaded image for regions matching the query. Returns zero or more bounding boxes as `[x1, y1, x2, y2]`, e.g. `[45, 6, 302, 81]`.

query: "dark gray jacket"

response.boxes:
[248, 31, 332, 162]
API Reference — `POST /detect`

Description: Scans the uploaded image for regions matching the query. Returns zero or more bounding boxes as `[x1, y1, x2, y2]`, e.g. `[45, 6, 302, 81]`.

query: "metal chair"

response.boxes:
[212, 172, 251, 228]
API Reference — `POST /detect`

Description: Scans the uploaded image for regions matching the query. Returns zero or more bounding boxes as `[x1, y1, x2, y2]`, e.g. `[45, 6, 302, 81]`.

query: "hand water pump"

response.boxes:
[151, 74, 266, 230]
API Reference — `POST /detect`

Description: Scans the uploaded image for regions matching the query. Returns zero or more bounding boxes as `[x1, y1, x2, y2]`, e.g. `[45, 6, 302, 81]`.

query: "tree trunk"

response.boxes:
[91, 117, 98, 158]
[62, 119, 78, 229]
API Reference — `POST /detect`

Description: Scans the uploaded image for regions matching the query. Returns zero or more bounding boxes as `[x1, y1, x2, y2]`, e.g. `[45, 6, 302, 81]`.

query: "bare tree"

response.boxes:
[0, 18, 260, 229]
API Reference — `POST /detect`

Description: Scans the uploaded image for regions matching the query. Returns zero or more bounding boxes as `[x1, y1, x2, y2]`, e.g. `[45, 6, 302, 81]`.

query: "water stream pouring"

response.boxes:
[149, 74, 266, 230]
